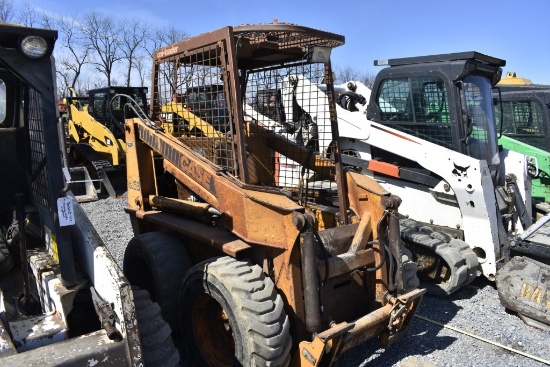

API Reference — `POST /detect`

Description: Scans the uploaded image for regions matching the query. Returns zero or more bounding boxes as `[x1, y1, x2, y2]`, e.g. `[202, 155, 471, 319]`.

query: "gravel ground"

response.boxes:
[81, 195, 550, 367]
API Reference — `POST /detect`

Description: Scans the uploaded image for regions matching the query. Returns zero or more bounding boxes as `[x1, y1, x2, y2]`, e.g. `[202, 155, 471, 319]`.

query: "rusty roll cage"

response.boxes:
[153, 23, 345, 63]
[150, 23, 345, 120]
[150, 23, 350, 218]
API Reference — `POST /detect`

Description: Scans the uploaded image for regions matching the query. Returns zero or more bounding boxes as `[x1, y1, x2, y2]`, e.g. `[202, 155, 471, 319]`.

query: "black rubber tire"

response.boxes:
[123, 232, 192, 331]
[179, 256, 292, 367]
[133, 287, 180, 367]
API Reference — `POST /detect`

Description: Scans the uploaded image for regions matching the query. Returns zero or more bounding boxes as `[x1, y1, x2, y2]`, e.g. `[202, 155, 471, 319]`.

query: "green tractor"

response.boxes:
[495, 72, 550, 216]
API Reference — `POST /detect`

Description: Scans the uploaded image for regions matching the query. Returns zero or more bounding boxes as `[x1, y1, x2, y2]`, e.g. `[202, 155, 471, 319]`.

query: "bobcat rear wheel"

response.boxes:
[133, 287, 180, 367]
[179, 256, 292, 367]
[123, 231, 192, 331]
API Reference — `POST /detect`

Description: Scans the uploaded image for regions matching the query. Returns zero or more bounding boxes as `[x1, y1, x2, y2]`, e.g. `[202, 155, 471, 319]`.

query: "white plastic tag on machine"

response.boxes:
[57, 196, 75, 226]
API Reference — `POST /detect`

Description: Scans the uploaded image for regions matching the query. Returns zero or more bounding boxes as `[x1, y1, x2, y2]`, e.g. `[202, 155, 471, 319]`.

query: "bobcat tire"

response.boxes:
[400, 219, 479, 296]
[133, 287, 180, 367]
[179, 256, 292, 367]
[123, 232, 192, 332]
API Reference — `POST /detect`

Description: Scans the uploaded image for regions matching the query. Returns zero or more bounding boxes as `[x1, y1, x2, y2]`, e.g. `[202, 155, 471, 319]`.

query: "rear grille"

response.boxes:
[28, 87, 51, 210]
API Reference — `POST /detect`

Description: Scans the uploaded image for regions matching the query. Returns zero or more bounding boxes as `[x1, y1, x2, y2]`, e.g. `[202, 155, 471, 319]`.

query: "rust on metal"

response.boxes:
[348, 212, 372, 253]
[135, 210, 251, 256]
[317, 249, 375, 280]
[341, 303, 393, 352]
[148, 194, 216, 220]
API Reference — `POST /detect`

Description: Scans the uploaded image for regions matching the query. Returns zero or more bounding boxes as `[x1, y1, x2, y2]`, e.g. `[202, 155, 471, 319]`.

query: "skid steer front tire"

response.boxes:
[179, 256, 292, 367]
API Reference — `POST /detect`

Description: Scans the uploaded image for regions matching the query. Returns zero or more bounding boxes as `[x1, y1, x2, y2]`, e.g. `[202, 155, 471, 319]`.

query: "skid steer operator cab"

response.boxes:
[366, 52, 538, 239]
[0, 25, 63, 276]
[492, 82, 550, 215]
[0, 24, 171, 367]
[86, 86, 149, 139]
[494, 85, 550, 151]
[367, 52, 505, 181]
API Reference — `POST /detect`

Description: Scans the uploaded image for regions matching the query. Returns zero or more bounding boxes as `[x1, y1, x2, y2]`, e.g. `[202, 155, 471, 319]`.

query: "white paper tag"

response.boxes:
[57, 197, 75, 226]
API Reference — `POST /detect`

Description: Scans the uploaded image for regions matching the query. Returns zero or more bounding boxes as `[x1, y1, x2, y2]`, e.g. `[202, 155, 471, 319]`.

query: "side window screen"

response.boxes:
[376, 76, 453, 149]
[377, 79, 410, 117]
[496, 99, 545, 148]
[0, 80, 6, 126]
[91, 92, 109, 124]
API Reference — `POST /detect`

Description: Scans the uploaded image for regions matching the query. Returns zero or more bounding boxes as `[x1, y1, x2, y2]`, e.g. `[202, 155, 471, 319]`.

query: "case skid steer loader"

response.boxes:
[303, 52, 550, 329]
[493, 74, 550, 216]
[0, 24, 178, 366]
[121, 23, 424, 366]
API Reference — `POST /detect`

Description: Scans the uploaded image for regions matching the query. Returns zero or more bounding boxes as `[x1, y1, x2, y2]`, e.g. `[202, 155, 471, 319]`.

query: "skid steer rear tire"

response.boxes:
[123, 232, 192, 332]
[179, 256, 292, 367]
[133, 287, 180, 367]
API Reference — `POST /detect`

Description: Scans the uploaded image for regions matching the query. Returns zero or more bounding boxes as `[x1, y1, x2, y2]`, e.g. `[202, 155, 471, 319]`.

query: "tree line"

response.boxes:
[1, 0, 189, 97]
[0, 0, 374, 99]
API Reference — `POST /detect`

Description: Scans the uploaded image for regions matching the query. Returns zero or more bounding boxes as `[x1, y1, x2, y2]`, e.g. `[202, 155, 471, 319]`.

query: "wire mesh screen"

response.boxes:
[91, 92, 110, 125]
[496, 99, 546, 149]
[153, 44, 237, 175]
[27, 87, 51, 210]
[376, 76, 453, 149]
[152, 26, 342, 202]
[244, 62, 337, 195]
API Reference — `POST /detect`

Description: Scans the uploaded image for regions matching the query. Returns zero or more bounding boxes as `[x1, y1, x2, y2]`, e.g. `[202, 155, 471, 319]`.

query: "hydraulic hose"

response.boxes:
[16, 194, 31, 311]
[388, 210, 403, 293]
[301, 228, 322, 333]
[366, 210, 390, 272]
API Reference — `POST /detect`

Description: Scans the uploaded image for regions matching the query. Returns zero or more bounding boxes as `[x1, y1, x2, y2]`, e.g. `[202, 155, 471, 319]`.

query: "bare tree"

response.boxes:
[15, 1, 38, 26]
[133, 53, 150, 88]
[81, 11, 122, 86]
[6, 5, 190, 95]
[0, 0, 14, 22]
[119, 18, 148, 87]
[144, 25, 190, 96]
[360, 71, 377, 89]
[334, 65, 376, 88]
[53, 15, 92, 97]
[144, 25, 189, 58]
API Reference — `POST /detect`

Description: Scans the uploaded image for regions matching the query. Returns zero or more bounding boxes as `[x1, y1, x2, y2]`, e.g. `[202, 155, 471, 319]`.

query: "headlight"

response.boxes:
[105, 137, 113, 146]
[20, 36, 49, 58]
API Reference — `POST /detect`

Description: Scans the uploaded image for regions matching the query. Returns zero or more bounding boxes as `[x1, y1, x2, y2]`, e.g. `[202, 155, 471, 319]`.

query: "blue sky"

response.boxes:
[33, 0, 550, 84]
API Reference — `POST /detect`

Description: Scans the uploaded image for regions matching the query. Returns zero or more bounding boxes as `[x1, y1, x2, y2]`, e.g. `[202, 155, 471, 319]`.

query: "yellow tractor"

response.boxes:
[64, 86, 148, 196]
[498, 71, 533, 85]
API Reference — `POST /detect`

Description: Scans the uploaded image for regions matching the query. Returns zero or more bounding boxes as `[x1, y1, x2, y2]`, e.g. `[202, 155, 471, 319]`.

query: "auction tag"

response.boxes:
[57, 197, 75, 226]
